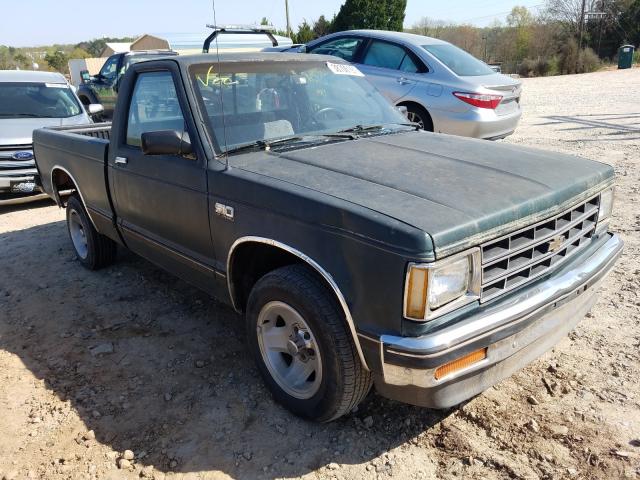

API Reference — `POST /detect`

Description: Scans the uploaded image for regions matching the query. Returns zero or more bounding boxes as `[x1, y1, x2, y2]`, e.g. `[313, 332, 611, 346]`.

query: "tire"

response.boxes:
[246, 264, 372, 422]
[66, 195, 117, 270]
[405, 104, 434, 132]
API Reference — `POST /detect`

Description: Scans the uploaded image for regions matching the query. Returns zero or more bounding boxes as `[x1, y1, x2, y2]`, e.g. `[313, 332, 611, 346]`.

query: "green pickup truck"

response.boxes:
[33, 53, 622, 422]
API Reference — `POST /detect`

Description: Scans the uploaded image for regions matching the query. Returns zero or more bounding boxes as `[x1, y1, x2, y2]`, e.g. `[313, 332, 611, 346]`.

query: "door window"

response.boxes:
[99, 55, 120, 82]
[126, 71, 185, 147]
[308, 37, 364, 62]
[363, 40, 419, 73]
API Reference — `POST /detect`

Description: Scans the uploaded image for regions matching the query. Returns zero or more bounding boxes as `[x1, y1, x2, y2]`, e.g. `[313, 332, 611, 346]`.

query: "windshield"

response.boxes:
[423, 44, 495, 76]
[0, 82, 82, 118]
[190, 61, 408, 153]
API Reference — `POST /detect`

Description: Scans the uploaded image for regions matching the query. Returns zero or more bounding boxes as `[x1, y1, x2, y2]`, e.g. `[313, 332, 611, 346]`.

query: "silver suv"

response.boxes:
[0, 70, 101, 196]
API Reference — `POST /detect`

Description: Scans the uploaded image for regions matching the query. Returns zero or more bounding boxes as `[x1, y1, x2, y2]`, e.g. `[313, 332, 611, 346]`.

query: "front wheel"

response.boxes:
[246, 265, 372, 422]
[66, 195, 117, 270]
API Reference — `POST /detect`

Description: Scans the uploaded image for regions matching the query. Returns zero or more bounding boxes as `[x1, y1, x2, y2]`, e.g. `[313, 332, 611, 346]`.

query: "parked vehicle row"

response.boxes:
[0, 70, 101, 196]
[266, 30, 523, 139]
[34, 53, 621, 421]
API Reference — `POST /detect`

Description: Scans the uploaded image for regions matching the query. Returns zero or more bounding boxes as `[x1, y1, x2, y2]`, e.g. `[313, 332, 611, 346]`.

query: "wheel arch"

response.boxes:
[50, 165, 98, 230]
[227, 236, 370, 371]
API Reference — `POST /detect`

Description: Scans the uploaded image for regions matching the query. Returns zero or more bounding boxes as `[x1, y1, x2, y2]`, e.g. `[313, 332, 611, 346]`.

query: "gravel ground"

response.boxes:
[0, 68, 639, 480]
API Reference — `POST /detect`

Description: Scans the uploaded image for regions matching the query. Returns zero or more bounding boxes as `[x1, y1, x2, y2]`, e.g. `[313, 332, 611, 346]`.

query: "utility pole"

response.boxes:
[576, 0, 587, 72]
[285, 0, 292, 38]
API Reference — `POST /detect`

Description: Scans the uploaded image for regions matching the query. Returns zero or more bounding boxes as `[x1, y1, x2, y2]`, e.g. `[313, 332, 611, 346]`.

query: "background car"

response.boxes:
[268, 30, 522, 140]
[77, 50, 178, 119]
[0, 70, 102, 197]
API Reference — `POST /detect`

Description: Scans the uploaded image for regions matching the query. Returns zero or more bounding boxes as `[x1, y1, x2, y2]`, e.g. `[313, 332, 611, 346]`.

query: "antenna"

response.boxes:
[211, 0, 229, 167]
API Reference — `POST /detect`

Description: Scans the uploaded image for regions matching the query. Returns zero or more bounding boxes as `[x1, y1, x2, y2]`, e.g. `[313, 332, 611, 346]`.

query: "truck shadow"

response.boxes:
[0, 221, 453, 479]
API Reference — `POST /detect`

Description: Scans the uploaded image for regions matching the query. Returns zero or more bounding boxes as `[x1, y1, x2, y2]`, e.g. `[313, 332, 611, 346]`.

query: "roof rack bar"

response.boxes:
[202, 24, 279, 53]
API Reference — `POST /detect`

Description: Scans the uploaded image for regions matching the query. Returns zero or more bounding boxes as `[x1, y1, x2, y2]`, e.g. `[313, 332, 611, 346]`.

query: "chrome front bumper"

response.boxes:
[373, 233, 623, 408]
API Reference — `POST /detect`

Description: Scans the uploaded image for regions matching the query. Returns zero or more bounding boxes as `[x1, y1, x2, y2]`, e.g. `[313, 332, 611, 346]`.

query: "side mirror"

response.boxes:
[88, 104, 104, 115]
[297, 45, 307, 53]
[396, 105, 408, 117]
[141, 130, 193, 157]
[80, 70, 91, 83]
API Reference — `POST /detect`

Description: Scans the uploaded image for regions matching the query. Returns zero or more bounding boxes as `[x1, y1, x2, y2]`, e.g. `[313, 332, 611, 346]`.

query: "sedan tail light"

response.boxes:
[453, 92, 503, 109]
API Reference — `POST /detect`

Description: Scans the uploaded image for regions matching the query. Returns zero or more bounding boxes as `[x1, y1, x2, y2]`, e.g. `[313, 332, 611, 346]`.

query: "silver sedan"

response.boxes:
[277, 30, 522, 139]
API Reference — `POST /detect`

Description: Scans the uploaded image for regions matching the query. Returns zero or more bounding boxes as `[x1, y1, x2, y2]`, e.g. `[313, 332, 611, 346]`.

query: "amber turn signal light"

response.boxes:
[434, 348, 487, 380]
[405, 266, 428, 319]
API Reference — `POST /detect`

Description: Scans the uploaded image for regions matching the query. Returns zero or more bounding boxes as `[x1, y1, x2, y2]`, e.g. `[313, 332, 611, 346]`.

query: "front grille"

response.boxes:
[480, 195, 600, 301]
[0, 144, 33, 160]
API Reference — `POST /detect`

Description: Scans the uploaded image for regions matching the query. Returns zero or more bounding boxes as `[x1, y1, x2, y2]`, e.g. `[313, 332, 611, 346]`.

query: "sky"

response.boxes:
[2, 0, 547, 47]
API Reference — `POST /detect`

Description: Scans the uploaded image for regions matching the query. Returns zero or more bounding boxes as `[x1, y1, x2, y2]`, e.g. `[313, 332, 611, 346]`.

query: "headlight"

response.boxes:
[598, 187, 614, 221]
[404, 248, 481, 321]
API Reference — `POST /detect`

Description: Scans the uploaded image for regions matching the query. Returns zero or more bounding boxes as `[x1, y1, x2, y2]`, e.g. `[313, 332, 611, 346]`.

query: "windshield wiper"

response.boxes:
[224, 135, 305, 154]
[337, 124, 385, 134]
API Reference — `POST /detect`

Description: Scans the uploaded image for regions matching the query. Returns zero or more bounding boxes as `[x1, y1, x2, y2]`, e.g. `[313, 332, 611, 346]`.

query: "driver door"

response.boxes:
[110, 68, 215, 290]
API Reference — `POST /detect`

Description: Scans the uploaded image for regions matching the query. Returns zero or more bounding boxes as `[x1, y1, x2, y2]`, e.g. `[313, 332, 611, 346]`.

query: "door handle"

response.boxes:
[114, 156, 128, 165]
[397, 77, 411, 85]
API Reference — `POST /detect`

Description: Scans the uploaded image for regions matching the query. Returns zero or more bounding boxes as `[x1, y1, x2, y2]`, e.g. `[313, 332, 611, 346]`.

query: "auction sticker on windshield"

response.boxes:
[326, 62, 364, 77]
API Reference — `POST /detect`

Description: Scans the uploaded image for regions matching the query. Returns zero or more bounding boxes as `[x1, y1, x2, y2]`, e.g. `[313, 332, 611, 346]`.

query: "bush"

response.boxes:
[516, 57, 551, 77]
[558, 39, 601, 74]
[634, 50, 639, 65]
[517, 58, 536, 77]
[547, 56, 559, 76]
[579, 47, 601, 73]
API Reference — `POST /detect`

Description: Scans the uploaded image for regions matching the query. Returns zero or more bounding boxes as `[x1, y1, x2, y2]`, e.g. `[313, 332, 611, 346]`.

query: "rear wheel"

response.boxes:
[405, 104, 434, 132]
[66, 195, 117, 270]
[246, 264, 372, 422]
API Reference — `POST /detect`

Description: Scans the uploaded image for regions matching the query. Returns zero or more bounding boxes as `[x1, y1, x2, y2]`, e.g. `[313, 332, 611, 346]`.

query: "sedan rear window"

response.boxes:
[0, 82, 82, 118]
[423, 44, 494, 76]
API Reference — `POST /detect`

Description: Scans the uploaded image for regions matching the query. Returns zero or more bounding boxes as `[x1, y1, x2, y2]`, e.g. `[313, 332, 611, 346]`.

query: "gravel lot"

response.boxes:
[1, 68, 639, 480]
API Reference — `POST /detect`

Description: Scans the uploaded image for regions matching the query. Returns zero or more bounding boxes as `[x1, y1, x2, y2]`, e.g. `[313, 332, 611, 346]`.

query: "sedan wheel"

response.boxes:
[406, 110, 425, 129]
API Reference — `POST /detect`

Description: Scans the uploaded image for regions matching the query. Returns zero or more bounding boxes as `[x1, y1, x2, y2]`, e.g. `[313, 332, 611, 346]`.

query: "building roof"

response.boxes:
[0, 70, 67, 83]
[104, 42, 132, 53]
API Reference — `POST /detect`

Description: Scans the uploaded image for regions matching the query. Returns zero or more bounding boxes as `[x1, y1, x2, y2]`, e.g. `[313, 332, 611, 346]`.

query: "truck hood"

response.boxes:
[0, 115, 90, 146]
[231, 131, 613, 257]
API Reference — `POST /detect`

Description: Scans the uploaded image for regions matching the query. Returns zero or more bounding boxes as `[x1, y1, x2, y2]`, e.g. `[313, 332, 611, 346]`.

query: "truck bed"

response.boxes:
[33, 123, 117, 237]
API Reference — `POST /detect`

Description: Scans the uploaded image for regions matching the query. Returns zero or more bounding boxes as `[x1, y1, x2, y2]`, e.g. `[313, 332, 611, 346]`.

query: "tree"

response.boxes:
[332, 0, 406, 32]
[44, 50, 69, 73]
[69, 47, 90, 60]
[13, 52, 30, 69]
[293, 20, 315, 44]
[507, 6, 534, 60]
[313, 15, 332, 38]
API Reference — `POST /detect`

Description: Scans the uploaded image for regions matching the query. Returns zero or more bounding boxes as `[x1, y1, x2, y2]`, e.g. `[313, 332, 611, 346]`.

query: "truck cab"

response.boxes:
[77, 50, 178, 118]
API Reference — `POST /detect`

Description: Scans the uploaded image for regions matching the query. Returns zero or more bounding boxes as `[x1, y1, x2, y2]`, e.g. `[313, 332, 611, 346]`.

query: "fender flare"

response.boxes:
[227, 236, 370, 371]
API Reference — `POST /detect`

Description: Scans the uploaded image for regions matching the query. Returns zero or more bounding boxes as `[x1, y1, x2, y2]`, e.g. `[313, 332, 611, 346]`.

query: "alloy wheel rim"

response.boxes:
[256, 301, 323, 399]
[69, 209, 88, 259]
[407, 111, 425, 129]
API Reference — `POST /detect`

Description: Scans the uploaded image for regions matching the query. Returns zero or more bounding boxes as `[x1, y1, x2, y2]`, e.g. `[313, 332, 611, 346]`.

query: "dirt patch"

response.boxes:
[1, 68, 639, 480]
